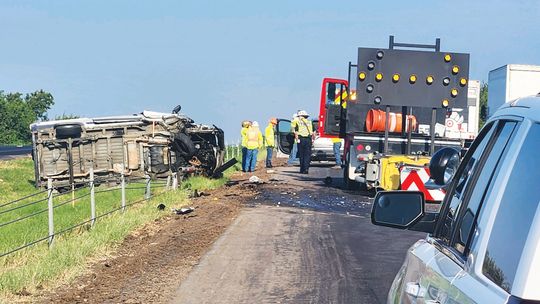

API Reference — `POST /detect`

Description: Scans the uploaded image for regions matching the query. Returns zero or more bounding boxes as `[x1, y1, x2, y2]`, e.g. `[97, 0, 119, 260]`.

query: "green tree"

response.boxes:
[479, 83, 488, 129]
[0, 90, 54, 145]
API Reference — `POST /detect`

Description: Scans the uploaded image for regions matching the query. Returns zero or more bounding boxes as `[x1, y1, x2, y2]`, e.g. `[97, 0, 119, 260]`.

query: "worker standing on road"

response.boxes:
[245, 121, 263, 172]
[265, 118, 278, 168]
[240, 120, 252, 172]
[294, 110, 314, 174]
[287, 113, 299, 165]
[331, 138, 342, 168]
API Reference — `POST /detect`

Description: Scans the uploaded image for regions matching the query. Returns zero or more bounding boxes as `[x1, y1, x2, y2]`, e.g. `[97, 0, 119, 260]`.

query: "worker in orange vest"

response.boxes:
[245, 121, 263, 172]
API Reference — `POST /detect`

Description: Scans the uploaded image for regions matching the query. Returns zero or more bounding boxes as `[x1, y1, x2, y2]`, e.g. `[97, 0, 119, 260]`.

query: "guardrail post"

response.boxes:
[145, 175, 151, 199]
[121, 168, 126, 212]
[47, 178, 55, 247]
[90, 167, 96, 226]
[172, 172, 178, 190]
[166, 173, 172, 190]
[225, 142, 229, 160]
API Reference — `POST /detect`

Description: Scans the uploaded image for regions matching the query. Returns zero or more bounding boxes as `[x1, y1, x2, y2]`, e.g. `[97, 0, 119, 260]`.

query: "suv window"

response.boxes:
[482, 123, 540, 292]
[437, 122, 496, 244]
[452, 121, 518, 254]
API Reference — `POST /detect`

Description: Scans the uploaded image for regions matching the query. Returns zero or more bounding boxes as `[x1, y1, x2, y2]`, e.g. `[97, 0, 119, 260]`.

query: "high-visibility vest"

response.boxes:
[265, 124, 275, 147]
[241, 127, 249, 147]
[246, 127, 262, 149]
[331, 137, 341, 144]
[295, 117, 313, 137]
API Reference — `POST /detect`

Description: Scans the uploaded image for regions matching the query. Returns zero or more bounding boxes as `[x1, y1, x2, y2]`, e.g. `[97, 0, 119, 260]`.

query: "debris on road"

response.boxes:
[248, 175, 263, 184]
[157, 203, 166, 211]
[225, 180, 240, 187]
[173, 207, 195, 215]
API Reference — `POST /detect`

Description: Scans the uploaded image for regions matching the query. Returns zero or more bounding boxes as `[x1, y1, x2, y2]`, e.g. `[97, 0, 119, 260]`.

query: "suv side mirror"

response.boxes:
[371, 191, 424, 229]
[429, 147, 460, 186]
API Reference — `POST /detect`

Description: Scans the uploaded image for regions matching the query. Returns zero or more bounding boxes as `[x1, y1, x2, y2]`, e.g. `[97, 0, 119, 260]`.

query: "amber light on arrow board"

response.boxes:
[444, 54, 452, 62]
[375, 73, 383, 82]
[392, 74, 400, 83]
[359, 72, 367, 81]
[409, 74, 417, 84]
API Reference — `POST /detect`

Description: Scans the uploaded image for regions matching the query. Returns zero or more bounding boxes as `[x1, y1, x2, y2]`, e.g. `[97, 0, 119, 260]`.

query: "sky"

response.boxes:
[1, 0, 539, 142]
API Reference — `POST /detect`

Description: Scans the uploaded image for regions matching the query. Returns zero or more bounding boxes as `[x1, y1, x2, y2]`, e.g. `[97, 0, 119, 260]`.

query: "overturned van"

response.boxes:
[30, 107, 225, 188]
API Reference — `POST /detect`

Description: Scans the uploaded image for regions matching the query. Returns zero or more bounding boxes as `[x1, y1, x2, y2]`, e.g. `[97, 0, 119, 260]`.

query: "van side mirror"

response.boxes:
[371, 191, 424, 229]
[429, 147, 460, 186]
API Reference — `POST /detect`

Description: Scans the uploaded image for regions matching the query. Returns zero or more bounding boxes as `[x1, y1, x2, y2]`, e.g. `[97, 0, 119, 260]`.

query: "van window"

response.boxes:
[482, 123, 540, 292]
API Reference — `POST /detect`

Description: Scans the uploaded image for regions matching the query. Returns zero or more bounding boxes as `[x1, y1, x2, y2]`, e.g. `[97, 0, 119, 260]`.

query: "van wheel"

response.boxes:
[173, 133, 196, 158]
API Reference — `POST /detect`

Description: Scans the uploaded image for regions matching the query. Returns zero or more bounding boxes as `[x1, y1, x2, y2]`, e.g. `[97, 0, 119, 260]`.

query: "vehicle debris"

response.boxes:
[172, 207, 195, 215]
[30, 105, 225, 188]
[157, 203, 166, 210]
[248, 175, 263, 184]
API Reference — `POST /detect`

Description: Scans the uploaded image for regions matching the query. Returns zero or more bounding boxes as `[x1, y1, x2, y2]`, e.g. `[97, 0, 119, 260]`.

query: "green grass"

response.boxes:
[0, 158, 237, 300]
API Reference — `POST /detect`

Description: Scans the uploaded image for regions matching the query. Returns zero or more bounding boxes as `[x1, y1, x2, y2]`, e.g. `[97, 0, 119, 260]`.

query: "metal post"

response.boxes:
[47, 178, 54, 247]
[121, 169, 126, 212]
[406, 107, 413, 155]
[90, 167, 96, 226]
[384, 106, 390, 154]
[225, 142, 229, 160]
[430, 108, 437, 155]
[145, 175, 151, 199]
[172, 172, 178, 190]
[166, 174, 171, 190]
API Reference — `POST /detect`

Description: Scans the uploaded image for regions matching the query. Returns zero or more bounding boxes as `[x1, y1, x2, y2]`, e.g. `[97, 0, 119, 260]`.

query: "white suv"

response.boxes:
[371, 96, 540, 304]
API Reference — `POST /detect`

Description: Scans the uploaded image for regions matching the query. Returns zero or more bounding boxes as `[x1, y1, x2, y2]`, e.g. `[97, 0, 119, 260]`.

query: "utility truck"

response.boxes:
[315, 36, 479, 201]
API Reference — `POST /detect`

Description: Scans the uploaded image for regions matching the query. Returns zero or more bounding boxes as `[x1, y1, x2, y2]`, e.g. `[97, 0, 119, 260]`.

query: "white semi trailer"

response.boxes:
[488, 64, 540, 116]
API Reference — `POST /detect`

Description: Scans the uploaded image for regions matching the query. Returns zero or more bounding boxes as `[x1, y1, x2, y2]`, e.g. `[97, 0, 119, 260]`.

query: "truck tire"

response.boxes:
[173, 133, 196, 158]
[55, 124, 82, 139]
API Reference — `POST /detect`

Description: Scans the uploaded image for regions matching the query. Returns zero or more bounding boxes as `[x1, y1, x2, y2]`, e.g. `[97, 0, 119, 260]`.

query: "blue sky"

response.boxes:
[1, 0, 539, 142]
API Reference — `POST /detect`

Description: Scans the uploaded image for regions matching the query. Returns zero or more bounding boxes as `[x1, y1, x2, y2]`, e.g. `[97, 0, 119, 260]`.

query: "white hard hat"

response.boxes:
[298, 110, 309, 117]
[252, 121, 259, 127]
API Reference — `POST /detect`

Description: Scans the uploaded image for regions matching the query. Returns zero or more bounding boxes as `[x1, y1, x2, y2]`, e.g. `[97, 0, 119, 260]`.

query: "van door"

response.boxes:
[276, 119, 294, 155]
[319, 78, 349, 137]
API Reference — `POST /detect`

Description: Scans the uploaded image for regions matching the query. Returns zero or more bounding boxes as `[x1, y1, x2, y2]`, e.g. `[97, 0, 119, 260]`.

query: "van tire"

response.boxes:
[55, 124, 82, 139]
[173, 133, 196, 158]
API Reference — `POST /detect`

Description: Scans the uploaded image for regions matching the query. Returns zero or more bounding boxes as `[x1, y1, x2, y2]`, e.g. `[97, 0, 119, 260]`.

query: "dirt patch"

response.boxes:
[32, 170, 263, 304]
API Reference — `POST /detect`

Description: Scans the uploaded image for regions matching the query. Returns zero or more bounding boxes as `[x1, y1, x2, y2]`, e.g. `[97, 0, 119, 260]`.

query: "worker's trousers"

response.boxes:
[298, 137, 312, 173]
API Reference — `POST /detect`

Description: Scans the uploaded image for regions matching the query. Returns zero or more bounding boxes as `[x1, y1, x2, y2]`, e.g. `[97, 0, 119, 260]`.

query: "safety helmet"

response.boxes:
[252, 121, 259, 127]
[270, 118, 278, 125]
[297, 110, 309, 117]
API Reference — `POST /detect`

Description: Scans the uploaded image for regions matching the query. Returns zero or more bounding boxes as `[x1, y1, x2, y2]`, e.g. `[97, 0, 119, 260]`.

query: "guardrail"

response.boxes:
[0, 167, 178, 259]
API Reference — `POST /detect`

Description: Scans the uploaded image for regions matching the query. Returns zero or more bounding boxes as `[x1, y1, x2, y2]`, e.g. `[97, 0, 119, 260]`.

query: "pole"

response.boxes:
[145, 175, 151, 199]
[121, 168, 126, 212]
[384, 106, 390, 154]
[47, 178, 54, 247]
[430, 108, 437, 155]
[172, 172, 178, 190]
[90, 166, 96, 226]
[407, 107, 413, 155]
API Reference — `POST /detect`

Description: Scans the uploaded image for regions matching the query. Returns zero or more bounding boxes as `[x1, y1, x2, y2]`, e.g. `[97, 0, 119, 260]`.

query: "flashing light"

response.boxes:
[451, 88, 459, 97]
[426, 75, 434, 85]
[409, 74, 417, 84]
[392, 73, 400, 83]
[367, 61, 376, 70]
[374, 96, 382, 104]
[359, 72, 367, 81]
[460, 78, 467, 86]
[452, 65, 459, 74]
[375, 73, 383, 82]
[366, 84, 374, 93]
[376, 50, 384, 59]
[444, 54, 452, 62]
[442, 99, 450, 108]
[443, 77, 451, 86]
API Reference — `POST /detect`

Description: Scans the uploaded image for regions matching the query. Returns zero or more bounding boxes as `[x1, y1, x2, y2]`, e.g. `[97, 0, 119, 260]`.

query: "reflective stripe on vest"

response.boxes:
[247, 128, 259, 147]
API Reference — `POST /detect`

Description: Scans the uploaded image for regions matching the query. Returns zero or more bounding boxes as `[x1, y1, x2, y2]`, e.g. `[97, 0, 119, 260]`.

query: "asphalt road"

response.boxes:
[173, 165, 424, 304]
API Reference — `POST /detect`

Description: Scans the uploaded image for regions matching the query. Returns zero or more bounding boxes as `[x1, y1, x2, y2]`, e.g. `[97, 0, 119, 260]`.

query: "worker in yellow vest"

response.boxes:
[245, 121, 263, 172]
[265, 118, 277, 168]
[240, 120, 252, 172]
[293, 110, 314, 174]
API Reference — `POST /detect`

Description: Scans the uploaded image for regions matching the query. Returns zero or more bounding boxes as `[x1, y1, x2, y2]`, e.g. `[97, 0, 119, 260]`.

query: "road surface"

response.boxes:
[173, 164, 424, 304]
[0, 145, 32, 160]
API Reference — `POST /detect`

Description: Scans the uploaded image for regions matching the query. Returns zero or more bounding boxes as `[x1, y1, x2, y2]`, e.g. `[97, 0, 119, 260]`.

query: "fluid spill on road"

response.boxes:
[252, 186, 373, 216]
